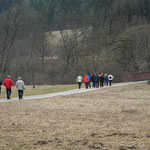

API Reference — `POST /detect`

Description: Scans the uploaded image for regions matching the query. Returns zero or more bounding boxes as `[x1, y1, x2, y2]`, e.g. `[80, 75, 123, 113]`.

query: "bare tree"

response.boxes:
[111, 25, 150, 74]
[0, 5, 25, 77]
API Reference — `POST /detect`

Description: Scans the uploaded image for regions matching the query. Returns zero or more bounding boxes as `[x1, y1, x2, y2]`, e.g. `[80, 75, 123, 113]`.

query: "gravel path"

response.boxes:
[0, 81, 147, 103]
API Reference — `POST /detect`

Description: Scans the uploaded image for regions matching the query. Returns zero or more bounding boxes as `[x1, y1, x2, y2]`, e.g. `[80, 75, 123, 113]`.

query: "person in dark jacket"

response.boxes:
[3, 75, 14, 99]
[0, 80, 2, 96]
[91, 74, 96, 88]
[95, 74, 99, 88]
[99, 73, 104, 87]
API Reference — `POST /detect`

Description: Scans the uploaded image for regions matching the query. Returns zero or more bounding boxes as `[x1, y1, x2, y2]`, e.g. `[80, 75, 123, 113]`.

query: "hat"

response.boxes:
[18, 77, 22, 80]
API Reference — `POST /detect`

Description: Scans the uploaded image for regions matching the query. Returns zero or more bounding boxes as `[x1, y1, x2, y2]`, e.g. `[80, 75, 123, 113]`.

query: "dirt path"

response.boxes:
[0, 81, 147, 103]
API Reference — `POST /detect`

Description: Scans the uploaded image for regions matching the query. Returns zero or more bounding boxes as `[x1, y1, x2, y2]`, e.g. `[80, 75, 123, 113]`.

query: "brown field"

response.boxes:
[0, 83, 150, 150]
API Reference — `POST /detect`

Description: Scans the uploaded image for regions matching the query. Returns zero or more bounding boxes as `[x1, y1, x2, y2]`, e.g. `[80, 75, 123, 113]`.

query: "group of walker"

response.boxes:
[0, 75, 25, 100]
[0, 73, 113, 100]
[76, 73, 114, 89]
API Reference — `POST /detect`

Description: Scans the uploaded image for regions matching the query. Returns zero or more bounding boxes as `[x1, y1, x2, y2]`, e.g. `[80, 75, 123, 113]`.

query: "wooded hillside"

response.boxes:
[0, 0, 150, 84]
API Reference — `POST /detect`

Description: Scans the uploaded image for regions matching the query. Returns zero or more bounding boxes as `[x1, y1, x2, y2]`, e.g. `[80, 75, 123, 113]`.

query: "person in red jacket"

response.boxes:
[83, 74, 89, 89]
[4, 75, 14, 100]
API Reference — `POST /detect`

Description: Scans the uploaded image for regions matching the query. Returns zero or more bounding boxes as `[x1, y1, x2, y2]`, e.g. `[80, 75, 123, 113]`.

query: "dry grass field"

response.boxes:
[0, 83, 150, 150]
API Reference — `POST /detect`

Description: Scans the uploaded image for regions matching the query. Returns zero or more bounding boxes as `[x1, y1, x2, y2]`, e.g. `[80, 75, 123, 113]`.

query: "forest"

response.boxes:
[0, 0, 150, 85]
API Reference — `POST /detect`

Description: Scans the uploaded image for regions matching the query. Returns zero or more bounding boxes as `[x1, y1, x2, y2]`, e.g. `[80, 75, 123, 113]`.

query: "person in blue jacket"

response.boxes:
[104, 73, 109, 86]
[88, 73, 92, 88]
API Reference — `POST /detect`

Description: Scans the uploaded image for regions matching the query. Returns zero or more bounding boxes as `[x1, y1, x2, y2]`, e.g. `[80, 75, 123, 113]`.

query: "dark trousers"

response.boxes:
[100, 81, 104, 87]
[85, 83, 89, 89]
[6, 89, 11, 99]
[92, 81, 95, 88]
[109, 80, 112, 86]
[18, 90, 23, 99]
[78, 82, 82, 89]
[95, 82, 99, 88]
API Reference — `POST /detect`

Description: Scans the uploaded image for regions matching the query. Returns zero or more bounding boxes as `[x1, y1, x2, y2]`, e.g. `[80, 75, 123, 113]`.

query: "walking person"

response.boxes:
[0, 80, 2, 96]
[88, 73, 92, 88]
[99, 73, 104, 87]
[95, 74, 99, 88]
[3, 75, 14, 100]
[76, 75, 83, 89]
[91, 73, 96, 88]
[108, 74, 114, 86]
[104, 73, 109, 86]
[15, 77, 25, 100]
[98, 73, 101, 87]
[83, 74, 89, 89]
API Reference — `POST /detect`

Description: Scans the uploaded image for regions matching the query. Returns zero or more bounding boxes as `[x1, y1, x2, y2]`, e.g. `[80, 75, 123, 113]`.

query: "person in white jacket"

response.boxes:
[108, 74, 114, 86]
[76, 76, 83, 89]
[15, 77, 25, 100]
